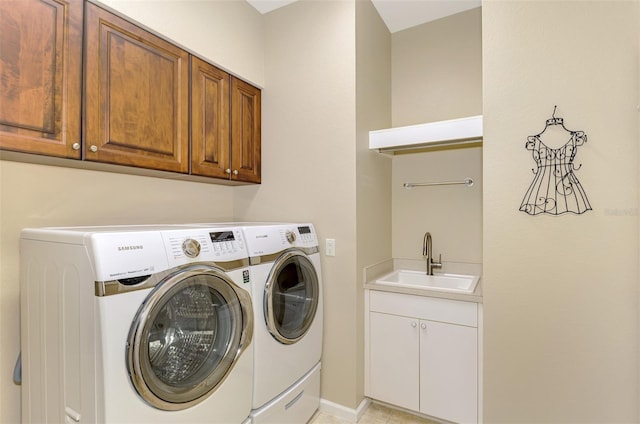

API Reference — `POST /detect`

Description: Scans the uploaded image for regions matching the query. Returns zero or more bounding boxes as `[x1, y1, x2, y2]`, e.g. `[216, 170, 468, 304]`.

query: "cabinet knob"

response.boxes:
[72, 143, 80, 150]
[225, 169, 231, 174]
[411, 322, 417, 328]
[89, 145, 98, 153]
[233, 169, 239, 175]
[421, 323, 427, 330]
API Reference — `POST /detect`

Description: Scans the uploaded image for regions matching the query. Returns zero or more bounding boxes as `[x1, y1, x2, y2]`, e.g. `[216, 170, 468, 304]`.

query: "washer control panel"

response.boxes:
[163, 228, 247, 267]
[208, 230, 242, 256]
[82, 226, 248, 281]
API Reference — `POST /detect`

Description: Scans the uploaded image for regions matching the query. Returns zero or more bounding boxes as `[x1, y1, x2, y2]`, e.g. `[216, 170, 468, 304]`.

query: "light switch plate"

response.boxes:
[325, 239, 336, 256]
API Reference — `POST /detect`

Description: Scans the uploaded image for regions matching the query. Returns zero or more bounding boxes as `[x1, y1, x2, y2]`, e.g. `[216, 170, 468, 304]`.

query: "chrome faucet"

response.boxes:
[422, 232, 442, 275]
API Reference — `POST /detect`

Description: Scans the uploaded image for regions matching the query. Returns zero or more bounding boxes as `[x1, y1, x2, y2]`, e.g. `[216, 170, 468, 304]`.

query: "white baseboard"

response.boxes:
[318, 398, 370, 423]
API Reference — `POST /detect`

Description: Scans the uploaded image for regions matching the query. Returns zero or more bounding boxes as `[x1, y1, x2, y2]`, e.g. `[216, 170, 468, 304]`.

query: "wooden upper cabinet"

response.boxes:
[2, 0, 260, 183]
[192, 58, 261, 183]
[191, 56, 230, 179]
[231, 77, 261, 183]
[84, 3, 189, 173]
[0, 0, 83, 158]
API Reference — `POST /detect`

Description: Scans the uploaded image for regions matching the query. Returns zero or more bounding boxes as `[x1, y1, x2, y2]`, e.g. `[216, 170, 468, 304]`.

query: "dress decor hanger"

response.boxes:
[519, 106, 592, 215]
[536, 106, 572, 135]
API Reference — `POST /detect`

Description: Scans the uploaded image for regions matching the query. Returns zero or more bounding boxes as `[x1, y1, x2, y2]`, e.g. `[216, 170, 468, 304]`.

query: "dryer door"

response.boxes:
[127, 264, 253, 411]
[264, 250, 319, 345]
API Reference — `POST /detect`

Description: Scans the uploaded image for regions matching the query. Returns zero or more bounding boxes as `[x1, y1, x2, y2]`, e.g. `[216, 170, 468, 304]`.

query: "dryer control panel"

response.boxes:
[295, 225, 316, 244]
[283, 226, 315, 245]
[243, 224, 318, 257]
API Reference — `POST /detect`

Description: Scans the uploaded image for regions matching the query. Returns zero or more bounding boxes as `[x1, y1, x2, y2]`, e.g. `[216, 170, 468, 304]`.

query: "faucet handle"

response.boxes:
[433, 253, 443, 268]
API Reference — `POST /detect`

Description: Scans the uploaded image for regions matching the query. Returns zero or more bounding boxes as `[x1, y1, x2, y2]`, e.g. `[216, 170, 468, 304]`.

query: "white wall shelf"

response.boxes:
[369, 115, 482, 153]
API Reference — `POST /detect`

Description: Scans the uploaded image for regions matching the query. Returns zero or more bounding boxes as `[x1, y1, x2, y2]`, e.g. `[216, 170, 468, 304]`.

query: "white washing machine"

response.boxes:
[241, 223, 323, 424]
[20, 225, 254, 423]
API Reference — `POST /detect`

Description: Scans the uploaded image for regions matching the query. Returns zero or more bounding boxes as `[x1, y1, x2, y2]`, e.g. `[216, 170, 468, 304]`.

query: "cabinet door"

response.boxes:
[191, 56, 230, 179]
[369, 312, 419, 411]
[230, 77, 261, 183]
[84, 3, 189, 173]
[0, 0, 82, 158]
[420, 320, 478, 423]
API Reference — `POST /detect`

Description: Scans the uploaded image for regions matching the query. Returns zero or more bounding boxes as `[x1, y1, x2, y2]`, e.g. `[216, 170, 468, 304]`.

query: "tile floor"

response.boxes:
[309, 402, 439, 424]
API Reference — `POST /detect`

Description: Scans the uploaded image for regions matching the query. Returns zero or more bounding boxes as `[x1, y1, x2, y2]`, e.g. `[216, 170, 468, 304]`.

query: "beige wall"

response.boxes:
[233, 0, 361, 409]
[483, 1, 639, 421]
[233, 0, 392, 410]
[390, 9, 483, 265]
[392, 147, 482, 264]
[391, 7, 482, 127]
[0, 2, 262, 423]
[356, 0, 392, 408]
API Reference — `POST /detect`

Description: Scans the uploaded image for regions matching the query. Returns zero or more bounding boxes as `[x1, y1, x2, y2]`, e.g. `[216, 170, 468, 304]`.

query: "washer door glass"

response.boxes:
[264, 251, 319, 344]
[127, 265, 252, 411]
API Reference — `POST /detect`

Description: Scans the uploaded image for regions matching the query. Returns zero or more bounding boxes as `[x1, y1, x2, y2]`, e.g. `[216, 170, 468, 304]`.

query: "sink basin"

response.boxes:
[375, 270, 480, 294]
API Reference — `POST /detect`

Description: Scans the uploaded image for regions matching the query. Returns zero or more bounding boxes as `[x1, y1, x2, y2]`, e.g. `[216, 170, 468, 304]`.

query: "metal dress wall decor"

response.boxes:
[519, 107, 592, 215]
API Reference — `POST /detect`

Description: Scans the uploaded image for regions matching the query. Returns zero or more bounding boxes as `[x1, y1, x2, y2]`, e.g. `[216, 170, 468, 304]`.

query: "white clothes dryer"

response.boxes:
[20, 225, 253, 424]
[241, 223, 323, 424]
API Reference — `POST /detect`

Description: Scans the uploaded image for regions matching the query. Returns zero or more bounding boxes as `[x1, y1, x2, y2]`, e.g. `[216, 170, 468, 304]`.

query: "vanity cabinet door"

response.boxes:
[368, 312, 419, 411]
[420, 320, 478, 423]
[0, 0, 82, 158]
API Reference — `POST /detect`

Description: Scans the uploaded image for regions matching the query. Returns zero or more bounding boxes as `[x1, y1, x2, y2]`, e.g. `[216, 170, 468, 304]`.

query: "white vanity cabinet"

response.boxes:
[365, 289, 481, 424]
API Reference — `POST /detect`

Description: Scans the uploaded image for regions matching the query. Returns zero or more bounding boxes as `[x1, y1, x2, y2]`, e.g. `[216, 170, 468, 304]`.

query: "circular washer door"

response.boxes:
[127, 264, 252, 411]
[264, 250, 319, 345]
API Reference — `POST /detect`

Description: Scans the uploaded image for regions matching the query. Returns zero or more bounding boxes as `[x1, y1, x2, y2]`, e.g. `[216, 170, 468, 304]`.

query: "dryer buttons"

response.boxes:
[182, 238, 201, 258]
[285, 230, 296, 244]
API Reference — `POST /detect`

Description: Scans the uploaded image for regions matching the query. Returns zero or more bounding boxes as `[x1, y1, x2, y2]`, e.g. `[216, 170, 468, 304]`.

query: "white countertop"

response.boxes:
[363, 258, 483, 304]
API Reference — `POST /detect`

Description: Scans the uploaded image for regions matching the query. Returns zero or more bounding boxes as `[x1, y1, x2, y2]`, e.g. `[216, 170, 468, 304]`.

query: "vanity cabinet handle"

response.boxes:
[411, 321, 417, 328]
[421, 323, 427, 330]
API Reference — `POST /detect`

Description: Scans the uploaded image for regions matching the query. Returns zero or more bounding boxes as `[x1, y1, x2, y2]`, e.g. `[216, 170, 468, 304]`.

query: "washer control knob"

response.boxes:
[285, 230, 296, 244]
[182, 238, 201, 258]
